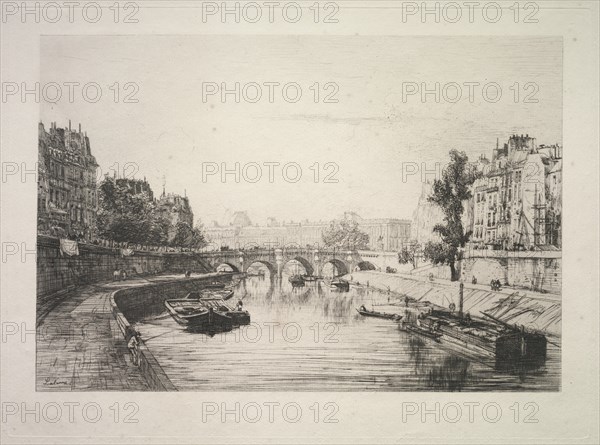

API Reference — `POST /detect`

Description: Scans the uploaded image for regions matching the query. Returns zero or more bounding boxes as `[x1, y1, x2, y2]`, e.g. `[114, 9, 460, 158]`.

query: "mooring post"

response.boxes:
[458, 282, 464, 319]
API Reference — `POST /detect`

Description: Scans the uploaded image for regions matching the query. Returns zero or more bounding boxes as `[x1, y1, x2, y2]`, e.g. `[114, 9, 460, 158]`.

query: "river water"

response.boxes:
[134, 274, 560, 391]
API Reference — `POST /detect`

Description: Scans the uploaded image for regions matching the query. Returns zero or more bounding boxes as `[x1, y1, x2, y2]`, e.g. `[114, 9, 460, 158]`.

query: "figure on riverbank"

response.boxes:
[127, 331, 141, 366]
[449, 302, 456, 314]
[490, 279, 502, 291]
[464, 312, 472, 326]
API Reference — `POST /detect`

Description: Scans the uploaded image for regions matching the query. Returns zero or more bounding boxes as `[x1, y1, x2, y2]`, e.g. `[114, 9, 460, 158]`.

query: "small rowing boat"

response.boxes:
[331, 278, 350, 291]
[356, 307, 402, 321]
[184, 289, 235, 301]
[165, 297, 250, 329]
[289, 275, 305, 286]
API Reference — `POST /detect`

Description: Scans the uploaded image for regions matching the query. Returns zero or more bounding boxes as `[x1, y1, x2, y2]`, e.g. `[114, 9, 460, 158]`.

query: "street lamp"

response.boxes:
[275, 248, 283, 278]
[346, 251, 353, 274]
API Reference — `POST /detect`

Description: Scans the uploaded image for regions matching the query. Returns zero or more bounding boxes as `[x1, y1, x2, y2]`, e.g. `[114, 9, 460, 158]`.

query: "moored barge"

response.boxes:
[419, 309, 547, 370]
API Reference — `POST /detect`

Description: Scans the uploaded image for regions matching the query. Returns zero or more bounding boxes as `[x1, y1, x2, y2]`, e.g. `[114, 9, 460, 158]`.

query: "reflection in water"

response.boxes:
[134, 274, 560, 391]
[426, 356, 474, 391]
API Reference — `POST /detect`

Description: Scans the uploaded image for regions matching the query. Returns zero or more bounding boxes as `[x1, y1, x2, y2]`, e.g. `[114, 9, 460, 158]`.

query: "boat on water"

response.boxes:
[302, 274, 322, 282]
[330, 277, 350, 291]
[164, 297, 250, 330]
[356, 306, 402, 321]
[246, 269, 266, 277]
[288, 274, 305, 287]
[201, 281, 228, 290]
[184, 289, 235, 301]
[418, 309, 547, 370]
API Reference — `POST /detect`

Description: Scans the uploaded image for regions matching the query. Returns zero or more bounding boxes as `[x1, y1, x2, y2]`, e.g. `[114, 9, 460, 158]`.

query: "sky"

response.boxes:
[40, 35, 562, 226]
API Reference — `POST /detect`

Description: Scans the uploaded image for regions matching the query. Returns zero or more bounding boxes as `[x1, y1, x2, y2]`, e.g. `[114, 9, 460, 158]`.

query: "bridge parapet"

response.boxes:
[194, 248, 363, 276]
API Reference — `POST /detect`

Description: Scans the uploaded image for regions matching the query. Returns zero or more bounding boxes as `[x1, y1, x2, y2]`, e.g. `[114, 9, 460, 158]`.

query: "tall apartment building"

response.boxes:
[413, 134, 562, 250]
[37, 121, 99, 239]
[470, 135, 562, 249]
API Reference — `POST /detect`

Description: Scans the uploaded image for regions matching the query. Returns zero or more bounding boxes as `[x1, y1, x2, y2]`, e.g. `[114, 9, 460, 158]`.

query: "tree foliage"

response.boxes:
[97, 178, 170, 245]
[424, 150, 481, 280]
[398, 242, 420, 269]
[322, 218, 369, 249]
[96, 178, 207, 248]
[169, 221, 207, 248]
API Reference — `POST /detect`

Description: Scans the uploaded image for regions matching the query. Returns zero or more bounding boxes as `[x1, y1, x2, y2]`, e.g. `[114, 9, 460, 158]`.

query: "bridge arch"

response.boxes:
[283, 256, 314, 276]
[322, 258, 349, 276]
[464, 258, 507, 284]
[357, 261, 377, 271]
[246, 260, 276, 276]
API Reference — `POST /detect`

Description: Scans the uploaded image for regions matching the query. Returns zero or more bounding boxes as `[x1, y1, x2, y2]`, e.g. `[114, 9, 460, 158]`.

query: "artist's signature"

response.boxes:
[44, 377, 68, 386]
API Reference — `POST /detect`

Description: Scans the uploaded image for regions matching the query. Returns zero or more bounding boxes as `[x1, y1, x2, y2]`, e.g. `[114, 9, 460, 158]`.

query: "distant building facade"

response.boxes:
[205, 211, 411, 251]
[37, 121, 99, 239]
[412, 182, 446, 245]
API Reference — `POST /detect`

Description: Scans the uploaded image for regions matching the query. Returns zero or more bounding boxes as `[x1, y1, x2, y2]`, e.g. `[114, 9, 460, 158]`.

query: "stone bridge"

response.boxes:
[193, 248, 375, 277]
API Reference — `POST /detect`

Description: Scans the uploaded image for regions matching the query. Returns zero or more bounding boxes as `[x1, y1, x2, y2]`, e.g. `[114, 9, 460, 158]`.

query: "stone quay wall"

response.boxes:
[37, 235, 212, 299]
[110, 275, 231, 391]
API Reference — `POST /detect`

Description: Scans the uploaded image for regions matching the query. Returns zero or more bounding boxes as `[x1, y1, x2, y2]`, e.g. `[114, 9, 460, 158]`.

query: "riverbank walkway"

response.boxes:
[345, 270, 561, 302]
[36, 273, 203, 391]
[344, 271, 562, 337]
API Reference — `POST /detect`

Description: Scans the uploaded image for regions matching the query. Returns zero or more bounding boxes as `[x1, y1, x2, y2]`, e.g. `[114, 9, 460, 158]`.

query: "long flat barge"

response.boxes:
[418, 309, 547, 370]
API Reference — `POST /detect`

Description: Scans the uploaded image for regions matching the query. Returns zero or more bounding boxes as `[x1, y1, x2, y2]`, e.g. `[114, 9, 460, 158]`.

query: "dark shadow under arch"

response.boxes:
[357, 261, 377, 271]
[215, 262, 240, 273]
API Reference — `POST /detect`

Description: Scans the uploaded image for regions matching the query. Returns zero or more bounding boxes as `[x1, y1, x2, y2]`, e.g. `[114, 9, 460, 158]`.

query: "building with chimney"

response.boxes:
[37, 121, 99, 239]
[413, 134, 562, 251]
[156, 188, 194, 241]
[470, 135, 562, 249]
[114, 176, 154, 201]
